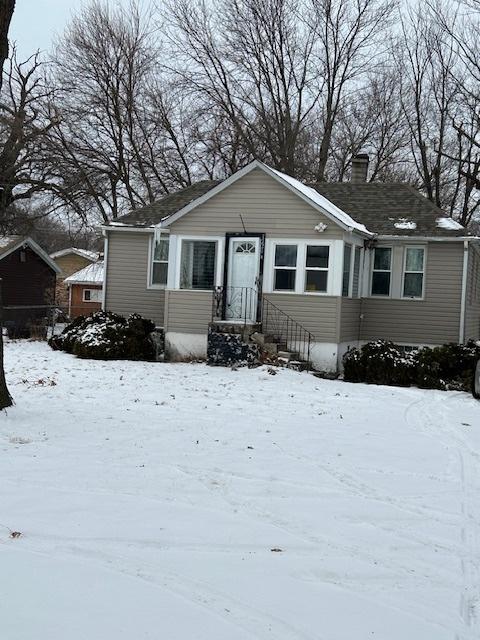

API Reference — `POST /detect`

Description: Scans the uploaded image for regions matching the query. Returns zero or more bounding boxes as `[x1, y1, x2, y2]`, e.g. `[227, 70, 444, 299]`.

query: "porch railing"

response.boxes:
[211, 286, 314, 366]
[261, 295, 314, 365]
[211, 286, 258, 324]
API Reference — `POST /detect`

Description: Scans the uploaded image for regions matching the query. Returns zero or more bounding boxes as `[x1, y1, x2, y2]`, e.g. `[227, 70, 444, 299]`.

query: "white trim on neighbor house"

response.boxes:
[50, 247, 99, 261]
[157, 160, 374, 237]
[263, 238, 343, 297]
[0, 237, 61, 274]
[459, 239, 469, 343]
[82, 288, 103, 303]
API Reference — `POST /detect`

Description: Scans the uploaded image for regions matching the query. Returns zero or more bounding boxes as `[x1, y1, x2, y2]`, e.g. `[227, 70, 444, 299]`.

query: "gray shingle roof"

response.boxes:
[110, 177, 466, 237]
[310, 183, 464, 237]
[112, 181, 221, 228]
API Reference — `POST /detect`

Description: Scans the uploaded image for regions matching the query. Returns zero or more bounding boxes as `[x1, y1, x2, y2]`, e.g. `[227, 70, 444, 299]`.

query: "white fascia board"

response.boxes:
[158, 160, 373, 237]
[101, 225, 162, 233]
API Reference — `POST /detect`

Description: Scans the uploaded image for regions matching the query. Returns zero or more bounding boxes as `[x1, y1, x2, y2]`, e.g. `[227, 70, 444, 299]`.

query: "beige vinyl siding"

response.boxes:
[169, 168, 343, 239]
[264, 293, 338, 341]
[340, 298, 362, 342]
[360, 242, 463, 344]
[104, 231, 165, 326]
[165, 290, 212, 334]
[465, 243, 480, 340]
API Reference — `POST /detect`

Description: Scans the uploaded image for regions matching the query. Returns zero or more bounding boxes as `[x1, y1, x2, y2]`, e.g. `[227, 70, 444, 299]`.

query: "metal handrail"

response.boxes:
[260, 295, 314, 367]
[211, 286, 315, 367]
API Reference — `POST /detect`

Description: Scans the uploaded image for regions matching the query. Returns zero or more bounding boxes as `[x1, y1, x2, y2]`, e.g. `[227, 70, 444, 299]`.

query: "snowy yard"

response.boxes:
[1, 340, 480, 640]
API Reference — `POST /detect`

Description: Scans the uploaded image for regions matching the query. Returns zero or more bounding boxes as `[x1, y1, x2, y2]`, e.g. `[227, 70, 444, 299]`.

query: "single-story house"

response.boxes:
[64, 261, 104, 319]
[101, 157, 480, 371]
[0, 235, 60, 336]
[50, 247, 101, 309]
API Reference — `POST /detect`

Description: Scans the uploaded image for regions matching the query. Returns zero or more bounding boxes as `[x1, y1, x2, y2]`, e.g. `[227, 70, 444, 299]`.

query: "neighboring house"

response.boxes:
[50, 247, 100, 309]
[0, 235, 60, 335]
[64, 261, 104, 319]
[101, 157, 480, 371]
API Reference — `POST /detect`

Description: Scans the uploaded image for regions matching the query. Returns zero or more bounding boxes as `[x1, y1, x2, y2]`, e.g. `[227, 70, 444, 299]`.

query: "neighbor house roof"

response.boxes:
[50, 247, 100, 261]
[104, 161, 468, 238]
[0, 235, 61, 273]
[64, 261, 104, 285]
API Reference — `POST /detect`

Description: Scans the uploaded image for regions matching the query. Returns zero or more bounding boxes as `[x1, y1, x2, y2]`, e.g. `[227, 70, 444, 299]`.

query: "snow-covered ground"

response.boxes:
[1, 340, 480, 640]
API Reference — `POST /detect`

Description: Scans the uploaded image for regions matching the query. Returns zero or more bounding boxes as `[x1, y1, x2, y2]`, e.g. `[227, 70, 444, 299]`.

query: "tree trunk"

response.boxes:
[0, 280, 12, 410]
[0, 0, 14, 92]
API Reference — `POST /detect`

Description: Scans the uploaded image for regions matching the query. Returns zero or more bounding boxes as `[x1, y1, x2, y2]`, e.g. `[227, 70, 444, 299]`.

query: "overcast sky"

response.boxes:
[9, 0, 128, 61]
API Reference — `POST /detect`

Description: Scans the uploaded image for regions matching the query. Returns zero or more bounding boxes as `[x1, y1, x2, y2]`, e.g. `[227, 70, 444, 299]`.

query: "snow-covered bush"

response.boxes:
[343, 339, 480, 391]
[415, 341, 480, 391]
[48, 311, 156, 361]
[343, 340, 416, 387]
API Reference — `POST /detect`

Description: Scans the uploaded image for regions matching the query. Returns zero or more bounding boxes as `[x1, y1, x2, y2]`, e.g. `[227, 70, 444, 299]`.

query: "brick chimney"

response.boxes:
[351, 154, 369, 183]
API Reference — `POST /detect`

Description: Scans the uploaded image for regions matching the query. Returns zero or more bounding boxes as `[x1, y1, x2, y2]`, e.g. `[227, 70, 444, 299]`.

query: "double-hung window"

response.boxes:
[371, 247, 392, 296]
[342, 244, 352, 296]
[150, 235, 169, 286]
[305, 245, 329, 293]
[403, 247, 425, 298]
[180, 240, 216, 290]
[273, 244, 297, 291]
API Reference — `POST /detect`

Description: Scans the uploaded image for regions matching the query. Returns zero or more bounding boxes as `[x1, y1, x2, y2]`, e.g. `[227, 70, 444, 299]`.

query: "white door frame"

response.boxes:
[225, 235, 263, 322]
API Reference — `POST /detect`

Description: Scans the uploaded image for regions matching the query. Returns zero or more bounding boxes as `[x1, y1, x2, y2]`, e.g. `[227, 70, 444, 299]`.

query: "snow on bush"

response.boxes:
[343, 339, 480, 391]
[48, 311, 156, 361]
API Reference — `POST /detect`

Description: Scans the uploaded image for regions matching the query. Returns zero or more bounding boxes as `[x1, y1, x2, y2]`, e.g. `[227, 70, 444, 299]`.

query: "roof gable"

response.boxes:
[159, 160, 372, 236]
[0, 236, 61, 273]
[50, 247, 99, 261]
[65, 261, 104, 285]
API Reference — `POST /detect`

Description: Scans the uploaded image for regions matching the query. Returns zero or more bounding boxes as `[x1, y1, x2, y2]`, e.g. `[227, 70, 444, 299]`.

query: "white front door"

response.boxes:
[226, 237, 260, 321]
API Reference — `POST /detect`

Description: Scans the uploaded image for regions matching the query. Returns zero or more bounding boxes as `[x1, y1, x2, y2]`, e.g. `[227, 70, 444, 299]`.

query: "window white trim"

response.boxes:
[272, 243, 298, 292]
[370, 246, 393, 297]
[401, 245, 426, 300]
[147, 232, 170, 290]
[173, 235, 224, 291]
[82, 288, 102, 303]
[264, 239, 341, 296]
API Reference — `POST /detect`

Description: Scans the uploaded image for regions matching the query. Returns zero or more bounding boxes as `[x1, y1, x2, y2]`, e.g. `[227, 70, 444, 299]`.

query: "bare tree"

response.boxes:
[0, 0, 15, 411]
[0, 51, 58, 232]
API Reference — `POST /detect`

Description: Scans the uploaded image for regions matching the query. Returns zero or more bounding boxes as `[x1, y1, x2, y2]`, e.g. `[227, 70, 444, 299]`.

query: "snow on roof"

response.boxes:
[50, 247, 100, 261]
[436, 217, 464, 231]
[393, 219, 417, 230]
[267, 165, 372, 235]
[65, 261, 104, 285]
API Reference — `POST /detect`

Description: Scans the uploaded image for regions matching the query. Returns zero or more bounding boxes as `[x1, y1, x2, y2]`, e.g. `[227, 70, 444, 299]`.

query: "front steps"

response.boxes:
[207, 323, 310, 371]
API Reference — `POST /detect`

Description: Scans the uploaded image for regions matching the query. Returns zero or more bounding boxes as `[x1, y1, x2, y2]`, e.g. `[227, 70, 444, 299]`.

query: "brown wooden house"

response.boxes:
[64, 261, 104, 318]
[0, 236, 60, 336]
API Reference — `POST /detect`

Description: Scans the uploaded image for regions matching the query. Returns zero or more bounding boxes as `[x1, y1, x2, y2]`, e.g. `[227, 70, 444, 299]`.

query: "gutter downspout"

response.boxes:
[459, 240, 469, 343]
[102, 231, 109, 311]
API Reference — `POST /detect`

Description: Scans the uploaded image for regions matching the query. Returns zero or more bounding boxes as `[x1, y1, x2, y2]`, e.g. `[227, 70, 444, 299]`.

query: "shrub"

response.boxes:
[415, 341, 480, 391]
[343, 339, 480, 392]
[343, 340, 416, 387]
[48, 311, 156, 361]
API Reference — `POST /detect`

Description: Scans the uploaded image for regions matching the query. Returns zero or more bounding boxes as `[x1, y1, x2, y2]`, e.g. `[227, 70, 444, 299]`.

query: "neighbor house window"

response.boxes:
[305, 245, 329, 292]
[342, 244, 352, 296]
[273, 244, 297, 291]
[83, 289, 102, 303]
[371, 247, 392, 296]
[180, 240, 216, 290]
[150, 235, 169, 286]
[403, 247, 425, 298]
